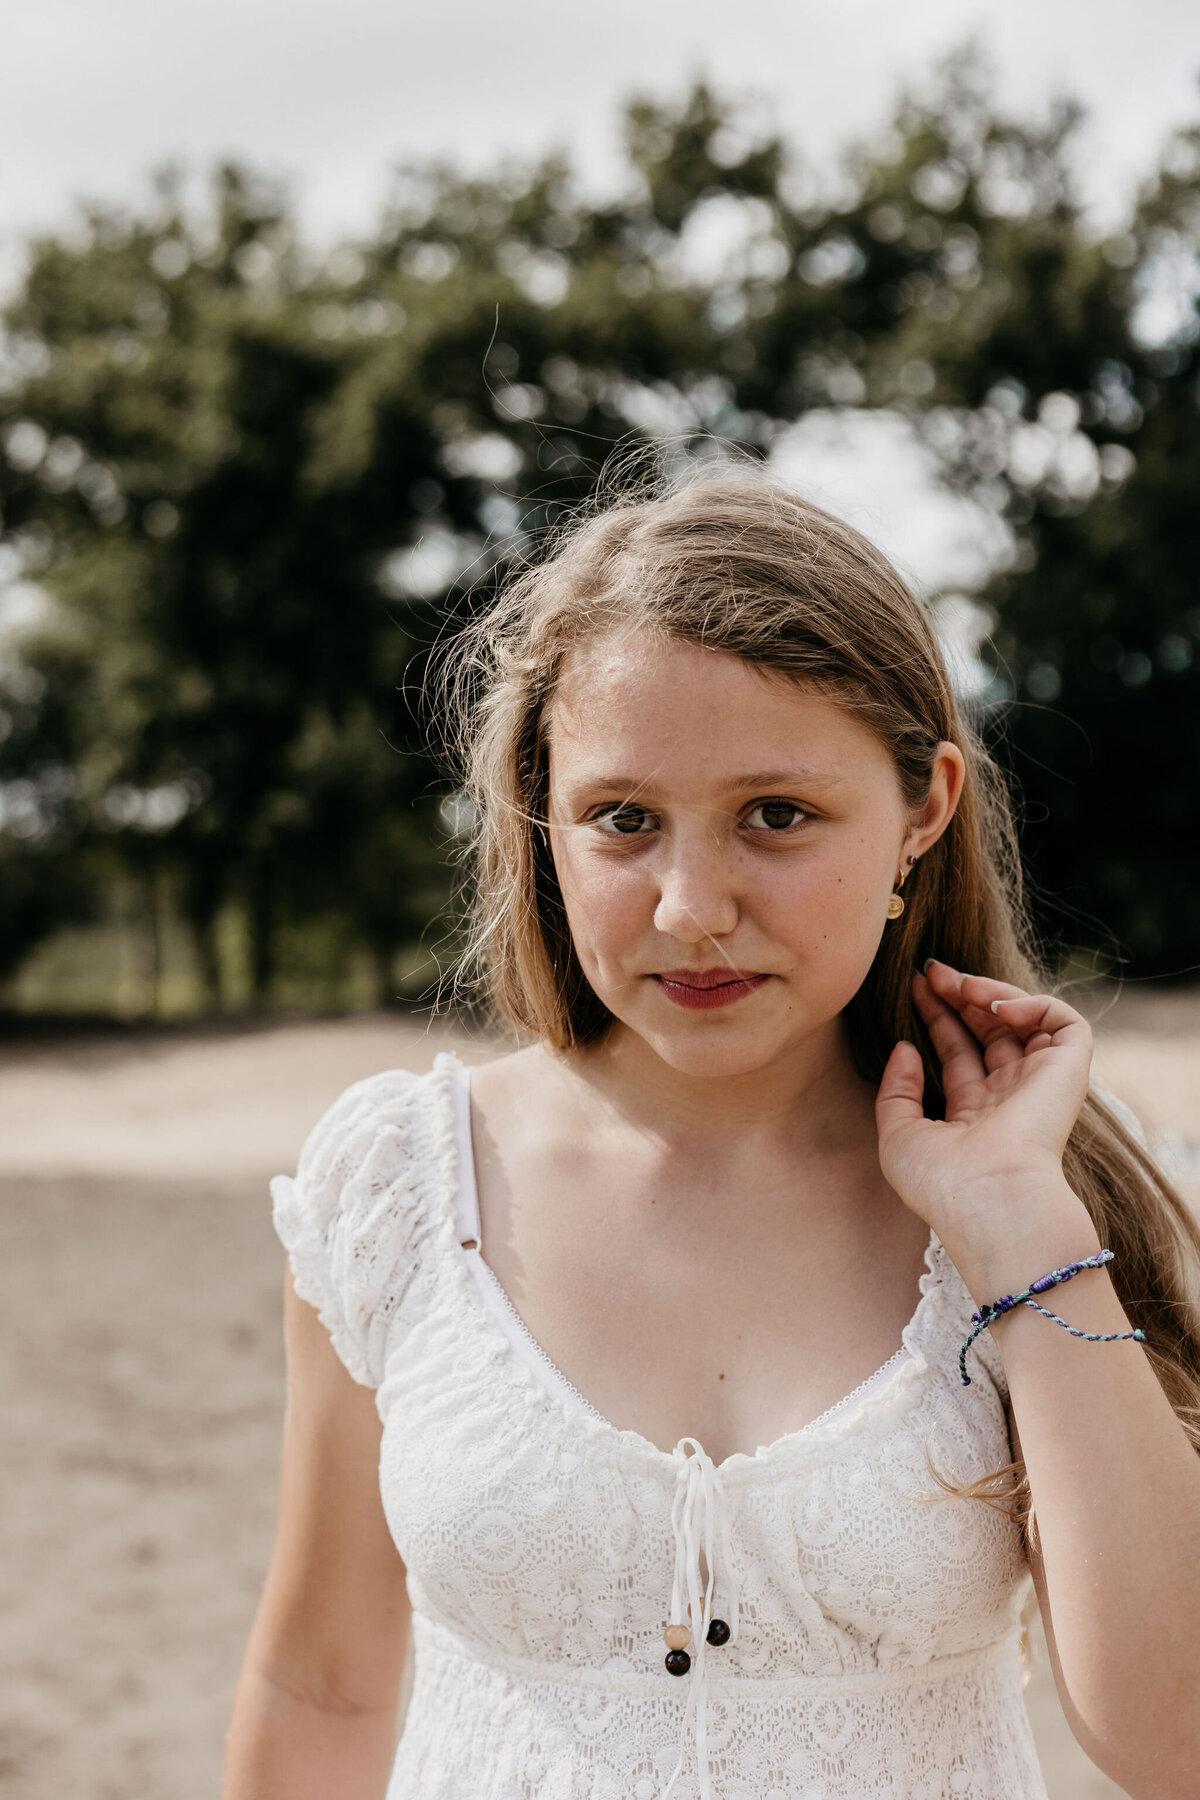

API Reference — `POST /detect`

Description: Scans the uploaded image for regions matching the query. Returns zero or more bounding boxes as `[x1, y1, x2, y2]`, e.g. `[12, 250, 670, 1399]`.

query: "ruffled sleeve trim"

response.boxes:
[270, 1065, 430, 1388]
[903, 1231, 1012, 1403]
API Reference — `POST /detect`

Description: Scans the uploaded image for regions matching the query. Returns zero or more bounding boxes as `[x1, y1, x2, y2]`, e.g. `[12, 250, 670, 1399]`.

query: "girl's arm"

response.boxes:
[877, 962, 1200, 1800]
[222, 1269, 412, 1800]
[982, 1202, 1200, 1800]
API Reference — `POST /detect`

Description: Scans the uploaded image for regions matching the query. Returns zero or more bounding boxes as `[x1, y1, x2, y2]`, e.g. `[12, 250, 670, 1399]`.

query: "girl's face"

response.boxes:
[545, 630, 963, 1080]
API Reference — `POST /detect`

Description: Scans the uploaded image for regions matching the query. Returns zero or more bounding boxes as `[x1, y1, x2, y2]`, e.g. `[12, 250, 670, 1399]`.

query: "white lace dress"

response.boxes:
[271, 1051, 1048, 1800]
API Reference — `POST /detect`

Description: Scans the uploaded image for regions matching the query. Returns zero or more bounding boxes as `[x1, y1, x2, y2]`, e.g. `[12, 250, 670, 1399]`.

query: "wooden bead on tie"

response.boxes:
[663, 1624, 690, 1651]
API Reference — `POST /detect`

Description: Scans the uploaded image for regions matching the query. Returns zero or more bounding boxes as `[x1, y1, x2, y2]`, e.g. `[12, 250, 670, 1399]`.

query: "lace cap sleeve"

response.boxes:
[270, 1066, 430, 1388]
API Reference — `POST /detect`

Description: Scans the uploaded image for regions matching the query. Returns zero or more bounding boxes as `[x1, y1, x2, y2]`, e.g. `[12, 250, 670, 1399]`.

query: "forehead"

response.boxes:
[547, 631, 894, 789]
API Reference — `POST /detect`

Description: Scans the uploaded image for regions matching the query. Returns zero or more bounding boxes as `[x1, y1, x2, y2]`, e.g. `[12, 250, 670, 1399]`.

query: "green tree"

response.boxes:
[2, 64, 1198, 1006]
[849, 74, 1200, 974]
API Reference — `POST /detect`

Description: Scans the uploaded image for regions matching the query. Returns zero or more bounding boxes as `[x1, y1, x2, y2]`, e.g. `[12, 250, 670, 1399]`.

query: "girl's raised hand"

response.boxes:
[873, 959, 1096, 1285]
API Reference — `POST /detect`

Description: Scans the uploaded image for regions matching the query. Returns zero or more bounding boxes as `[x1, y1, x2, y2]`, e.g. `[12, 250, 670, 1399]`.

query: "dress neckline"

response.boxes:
[429, 1051, 944, 1475]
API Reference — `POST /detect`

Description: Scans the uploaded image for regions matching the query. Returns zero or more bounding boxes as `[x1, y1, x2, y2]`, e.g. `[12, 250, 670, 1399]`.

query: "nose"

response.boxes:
[652, 829, 740, 944]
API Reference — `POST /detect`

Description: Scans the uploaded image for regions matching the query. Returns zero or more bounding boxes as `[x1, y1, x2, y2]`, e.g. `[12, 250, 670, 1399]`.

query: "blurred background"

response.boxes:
[2, 2, 1199, 1796]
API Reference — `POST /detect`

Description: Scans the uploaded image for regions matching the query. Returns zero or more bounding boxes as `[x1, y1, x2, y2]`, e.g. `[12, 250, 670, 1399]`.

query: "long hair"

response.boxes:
[437, 458, 1200, 1518]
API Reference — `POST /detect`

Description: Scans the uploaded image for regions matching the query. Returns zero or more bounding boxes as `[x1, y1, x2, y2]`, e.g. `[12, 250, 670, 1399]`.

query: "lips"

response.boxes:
[656, 967, 762, 989]
[651, 968, 770, 1011]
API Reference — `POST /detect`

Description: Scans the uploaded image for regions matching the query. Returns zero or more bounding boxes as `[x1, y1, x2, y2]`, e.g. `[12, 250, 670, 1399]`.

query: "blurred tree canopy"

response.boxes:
[1, 54, 1198, 1011]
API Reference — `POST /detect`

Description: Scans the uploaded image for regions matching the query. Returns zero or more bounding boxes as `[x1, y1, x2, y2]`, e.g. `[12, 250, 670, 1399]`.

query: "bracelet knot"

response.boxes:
[959, 1249, 1147, 1386]
[972, 1293, 1019, 1324]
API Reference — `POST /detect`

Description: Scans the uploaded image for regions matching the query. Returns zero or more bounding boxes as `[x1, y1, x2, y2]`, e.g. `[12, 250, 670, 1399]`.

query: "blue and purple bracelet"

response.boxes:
[959, 1248, 1147, 1387]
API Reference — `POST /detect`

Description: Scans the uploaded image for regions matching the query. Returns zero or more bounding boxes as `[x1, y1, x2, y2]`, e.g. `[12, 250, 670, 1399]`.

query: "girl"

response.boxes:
[224, 468, 1200, 1800]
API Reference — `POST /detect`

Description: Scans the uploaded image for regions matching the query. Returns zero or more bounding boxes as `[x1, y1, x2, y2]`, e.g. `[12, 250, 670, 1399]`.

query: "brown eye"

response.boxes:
[599, 804, 652, 835]
[746, 800, 807, 831]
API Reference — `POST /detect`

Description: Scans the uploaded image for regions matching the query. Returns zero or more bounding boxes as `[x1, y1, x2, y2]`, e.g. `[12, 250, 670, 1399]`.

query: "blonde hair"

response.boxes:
[439, 459, 1200, 1516]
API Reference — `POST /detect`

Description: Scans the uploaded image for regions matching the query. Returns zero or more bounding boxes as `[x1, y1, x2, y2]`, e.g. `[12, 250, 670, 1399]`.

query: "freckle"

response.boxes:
[718, 1372, 726, 1381]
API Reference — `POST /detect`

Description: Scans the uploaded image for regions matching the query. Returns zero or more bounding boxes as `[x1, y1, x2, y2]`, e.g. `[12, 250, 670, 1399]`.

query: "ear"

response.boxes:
[905, 742, 967, 863]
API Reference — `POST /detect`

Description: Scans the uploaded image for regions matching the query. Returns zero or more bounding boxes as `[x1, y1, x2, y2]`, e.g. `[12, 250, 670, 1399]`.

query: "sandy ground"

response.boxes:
[2, 993, 1197, 1799]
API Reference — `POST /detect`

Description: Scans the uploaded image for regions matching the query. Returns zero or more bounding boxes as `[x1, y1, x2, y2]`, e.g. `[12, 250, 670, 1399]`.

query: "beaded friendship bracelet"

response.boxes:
[959, 1248, 1147, 1387]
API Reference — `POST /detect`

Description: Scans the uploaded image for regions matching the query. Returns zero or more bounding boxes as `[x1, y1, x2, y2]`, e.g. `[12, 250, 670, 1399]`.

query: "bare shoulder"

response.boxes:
[468, 1042, 570, 1145]
[468, 1040, 549, 1104]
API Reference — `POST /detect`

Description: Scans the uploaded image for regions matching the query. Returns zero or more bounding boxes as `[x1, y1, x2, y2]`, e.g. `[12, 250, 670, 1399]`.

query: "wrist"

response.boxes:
[942, 1181, 1102, 1310]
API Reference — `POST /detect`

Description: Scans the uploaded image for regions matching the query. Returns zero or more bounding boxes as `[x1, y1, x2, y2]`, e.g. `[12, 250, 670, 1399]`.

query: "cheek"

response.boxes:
[553, 845, 651, 961]
[754, 845, 889, 944]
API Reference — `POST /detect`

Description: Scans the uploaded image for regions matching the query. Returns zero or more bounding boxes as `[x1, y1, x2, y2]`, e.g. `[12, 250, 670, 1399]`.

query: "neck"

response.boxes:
[556, 1016, 878, 1160]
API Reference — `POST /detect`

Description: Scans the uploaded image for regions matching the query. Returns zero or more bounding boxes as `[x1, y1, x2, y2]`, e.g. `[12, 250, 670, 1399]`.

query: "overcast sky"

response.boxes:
[4, 0, 1198, 257]
[3, 0, 1195, 604]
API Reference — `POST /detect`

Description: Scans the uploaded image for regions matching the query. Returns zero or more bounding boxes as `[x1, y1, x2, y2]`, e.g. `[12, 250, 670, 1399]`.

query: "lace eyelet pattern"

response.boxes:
[272, 1053, 1052, 1799]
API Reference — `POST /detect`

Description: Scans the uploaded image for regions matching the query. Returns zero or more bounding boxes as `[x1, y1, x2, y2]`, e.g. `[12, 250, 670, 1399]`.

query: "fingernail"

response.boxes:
[990, 999, 1004, 1013]
[922, 957, 937, 972]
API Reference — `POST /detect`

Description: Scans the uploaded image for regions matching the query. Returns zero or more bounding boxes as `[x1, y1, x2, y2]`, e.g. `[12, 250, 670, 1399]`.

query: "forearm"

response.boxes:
[223, 1663, 401, 1800]
[958, 1187, 1200, 1797]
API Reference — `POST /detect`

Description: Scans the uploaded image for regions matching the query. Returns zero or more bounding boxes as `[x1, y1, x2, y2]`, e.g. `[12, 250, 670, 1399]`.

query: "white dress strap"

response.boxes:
[448, 1062, 607, 1423]
[449, 1063, 483, 1247]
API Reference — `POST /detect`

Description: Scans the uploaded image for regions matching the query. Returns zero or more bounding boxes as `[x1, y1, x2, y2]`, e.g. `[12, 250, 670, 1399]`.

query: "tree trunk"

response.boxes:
[145, 866, 163, 1022]
[372, 940, 396, 1009]
[196, 914, 222, 1011]
[248, 871, 274, 1007]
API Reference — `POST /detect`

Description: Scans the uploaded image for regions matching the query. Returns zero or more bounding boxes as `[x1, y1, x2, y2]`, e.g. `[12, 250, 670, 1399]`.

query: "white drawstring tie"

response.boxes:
[661, 1438, 741, 1800]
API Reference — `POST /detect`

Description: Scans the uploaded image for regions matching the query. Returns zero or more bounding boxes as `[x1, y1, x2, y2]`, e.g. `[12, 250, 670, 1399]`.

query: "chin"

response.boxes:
[626, 1014, 795, 1080]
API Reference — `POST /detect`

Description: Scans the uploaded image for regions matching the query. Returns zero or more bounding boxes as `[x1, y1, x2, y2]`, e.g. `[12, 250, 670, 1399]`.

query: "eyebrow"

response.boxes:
[729, 769, 847, 788]
[567, 768, 848, 792]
